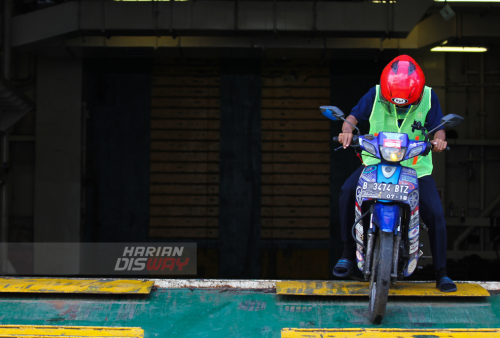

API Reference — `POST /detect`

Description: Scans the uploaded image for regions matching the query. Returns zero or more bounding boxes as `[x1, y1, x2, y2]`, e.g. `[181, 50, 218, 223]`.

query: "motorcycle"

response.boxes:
[320, 105, 464, 324]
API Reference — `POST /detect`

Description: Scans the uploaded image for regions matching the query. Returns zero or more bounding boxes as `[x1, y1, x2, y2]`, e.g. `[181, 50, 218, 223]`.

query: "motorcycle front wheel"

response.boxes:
[368, 231, 394, 324]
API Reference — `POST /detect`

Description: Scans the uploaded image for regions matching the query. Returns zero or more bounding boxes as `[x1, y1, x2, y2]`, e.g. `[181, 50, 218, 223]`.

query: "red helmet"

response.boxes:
[380, 55, 425, 106]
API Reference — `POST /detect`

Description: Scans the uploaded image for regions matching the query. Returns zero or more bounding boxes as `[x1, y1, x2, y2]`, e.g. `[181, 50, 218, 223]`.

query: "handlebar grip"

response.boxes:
[332, 135, 359, 145]
[430, 143, 451, 152]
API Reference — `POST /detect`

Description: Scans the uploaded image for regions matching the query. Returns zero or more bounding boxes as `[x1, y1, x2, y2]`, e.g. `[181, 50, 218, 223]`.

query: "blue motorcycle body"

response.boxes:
[354, 132, 425, 277]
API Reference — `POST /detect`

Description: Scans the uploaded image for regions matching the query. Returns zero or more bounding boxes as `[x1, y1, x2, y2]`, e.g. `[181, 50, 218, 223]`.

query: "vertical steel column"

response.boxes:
[479, 53, 486, 250]
[219, 60, 261, 278]
[169, 0, 173, 35]
[464, 54, 469, 214]
[0, 134, 7, 274]
[3, 0, 12, 80]
[0, 0, 12, 274]
[480, 54, 485, 211]
[273, 0, 277, 35]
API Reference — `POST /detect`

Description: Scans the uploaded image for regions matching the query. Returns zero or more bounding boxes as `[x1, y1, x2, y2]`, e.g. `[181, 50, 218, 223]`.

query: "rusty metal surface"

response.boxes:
[282, 328, 500, 338]
[149, 279, 500, 291]
[0, 278, 153, 294]
[276, 281, 490, 297]
[0, 324, 143, 337]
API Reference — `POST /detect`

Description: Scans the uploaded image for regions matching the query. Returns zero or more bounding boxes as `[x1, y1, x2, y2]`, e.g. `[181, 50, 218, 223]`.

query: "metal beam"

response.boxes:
[13, 0, 433, 49]
[45, 12, 500, 54]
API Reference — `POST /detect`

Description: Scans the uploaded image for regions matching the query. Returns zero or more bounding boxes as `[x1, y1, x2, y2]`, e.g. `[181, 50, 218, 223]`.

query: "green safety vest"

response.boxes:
[362, 85, 433, 178]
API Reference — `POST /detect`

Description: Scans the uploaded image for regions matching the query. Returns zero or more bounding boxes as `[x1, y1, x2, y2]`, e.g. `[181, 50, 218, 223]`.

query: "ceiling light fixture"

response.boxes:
[431, 46, 488, 52]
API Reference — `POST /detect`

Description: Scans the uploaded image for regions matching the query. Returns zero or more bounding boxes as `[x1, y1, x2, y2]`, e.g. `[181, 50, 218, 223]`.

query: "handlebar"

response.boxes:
[332, 135, 450, 151]
[332, 135, 359, 145]
[431, 144, 450, 152]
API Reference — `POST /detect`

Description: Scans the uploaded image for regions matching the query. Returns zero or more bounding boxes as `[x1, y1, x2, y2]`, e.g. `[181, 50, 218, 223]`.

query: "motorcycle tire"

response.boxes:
[368, 231, 394, 324]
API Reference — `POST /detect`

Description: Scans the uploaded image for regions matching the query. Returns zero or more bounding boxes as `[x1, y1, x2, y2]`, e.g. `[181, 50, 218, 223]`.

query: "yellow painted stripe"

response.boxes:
[276, 281, 490, 297]
[0, 325, 143, 337]
[282, 328, 500, 338]
[0, 278, 154, 294]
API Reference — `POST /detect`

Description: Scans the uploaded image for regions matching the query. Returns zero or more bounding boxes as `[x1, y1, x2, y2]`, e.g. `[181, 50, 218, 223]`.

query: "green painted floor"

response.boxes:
[0, 288, 499, 337]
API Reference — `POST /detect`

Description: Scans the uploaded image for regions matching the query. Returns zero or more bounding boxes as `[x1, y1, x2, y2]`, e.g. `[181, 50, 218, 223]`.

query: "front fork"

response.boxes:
[363, 205, 403, 283]
[390, 206, 404, 283]
[363, 205, 375, 280]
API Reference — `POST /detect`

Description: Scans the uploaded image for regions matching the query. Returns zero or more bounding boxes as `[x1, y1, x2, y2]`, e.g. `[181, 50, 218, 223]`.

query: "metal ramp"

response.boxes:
[0, 279, 498, 336]
[282, 328, 500, 338]
[277, 281, 490, 297]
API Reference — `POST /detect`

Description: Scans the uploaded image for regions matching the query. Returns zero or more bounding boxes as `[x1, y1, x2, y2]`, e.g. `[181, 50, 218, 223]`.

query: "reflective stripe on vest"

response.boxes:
[361, 85, 433, 178]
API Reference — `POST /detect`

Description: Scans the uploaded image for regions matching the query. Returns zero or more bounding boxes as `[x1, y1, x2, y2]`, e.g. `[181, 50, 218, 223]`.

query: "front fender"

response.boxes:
[373, 203, 400, 233]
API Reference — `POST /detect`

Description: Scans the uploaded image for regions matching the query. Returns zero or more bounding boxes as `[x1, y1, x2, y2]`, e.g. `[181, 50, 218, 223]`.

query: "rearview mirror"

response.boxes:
[441, 114, 464, 128]
[320, 106, 345, 121]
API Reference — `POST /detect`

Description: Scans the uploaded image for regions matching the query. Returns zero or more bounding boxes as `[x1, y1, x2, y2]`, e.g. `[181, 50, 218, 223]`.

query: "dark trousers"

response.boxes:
[339, 166, 448, 270]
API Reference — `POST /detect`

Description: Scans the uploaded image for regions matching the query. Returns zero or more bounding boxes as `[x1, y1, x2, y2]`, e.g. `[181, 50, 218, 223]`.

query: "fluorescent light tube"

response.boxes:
[431, 46, 488, 52]
[435, 0, 500, 2]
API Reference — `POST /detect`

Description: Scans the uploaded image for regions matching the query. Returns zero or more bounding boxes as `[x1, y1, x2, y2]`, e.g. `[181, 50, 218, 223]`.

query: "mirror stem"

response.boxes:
[427, 122, 446, 136]
[340, 117, 360, 134]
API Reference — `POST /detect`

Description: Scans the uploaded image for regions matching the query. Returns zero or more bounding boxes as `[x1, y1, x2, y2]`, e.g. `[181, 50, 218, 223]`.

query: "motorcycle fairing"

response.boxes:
[372, 203, 400, 233]
[355, 165, 420, 276]
[359, 132, 427, 162]
[399, 166, 420, 276]
[354, 165, 378, 271]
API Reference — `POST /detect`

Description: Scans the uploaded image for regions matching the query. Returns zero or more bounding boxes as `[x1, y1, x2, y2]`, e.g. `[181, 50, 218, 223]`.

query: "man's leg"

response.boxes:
[339, 166, 365, 242]
[333, 165, 364, 276]
[418, 175, 456, 291]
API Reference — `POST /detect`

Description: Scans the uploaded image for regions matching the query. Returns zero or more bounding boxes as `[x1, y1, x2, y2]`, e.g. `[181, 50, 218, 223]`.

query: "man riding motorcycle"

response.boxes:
[332, 55, 456, 292]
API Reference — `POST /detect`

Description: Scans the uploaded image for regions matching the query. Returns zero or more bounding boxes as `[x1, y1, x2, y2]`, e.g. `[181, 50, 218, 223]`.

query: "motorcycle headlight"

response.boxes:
[407, 145, 424, 159]
[381, 147, 406, 162]
[362, 140, 377, 156]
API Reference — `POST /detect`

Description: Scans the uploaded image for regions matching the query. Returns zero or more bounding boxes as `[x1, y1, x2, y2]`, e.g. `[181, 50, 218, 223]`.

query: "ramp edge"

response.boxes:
[281, 328, 500, 338]
[0, 278, 154, 294]
[0, 324, 144, 337]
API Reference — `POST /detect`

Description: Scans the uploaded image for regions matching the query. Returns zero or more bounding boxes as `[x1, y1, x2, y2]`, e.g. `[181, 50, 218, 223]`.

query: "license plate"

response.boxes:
[360, 182, 409, 202]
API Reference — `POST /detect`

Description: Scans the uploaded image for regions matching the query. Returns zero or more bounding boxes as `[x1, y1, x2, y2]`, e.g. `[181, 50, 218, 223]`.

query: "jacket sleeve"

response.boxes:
[425, 89, 445, 135]
[350, 86, 377, 122]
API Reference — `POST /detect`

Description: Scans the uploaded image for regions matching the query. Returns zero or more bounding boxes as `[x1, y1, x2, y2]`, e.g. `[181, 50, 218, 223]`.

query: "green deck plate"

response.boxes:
[0, 287, 498, 337]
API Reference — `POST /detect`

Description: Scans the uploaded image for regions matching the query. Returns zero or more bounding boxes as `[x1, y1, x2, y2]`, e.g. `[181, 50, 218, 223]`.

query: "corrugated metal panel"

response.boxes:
[150, 59, 220, 239]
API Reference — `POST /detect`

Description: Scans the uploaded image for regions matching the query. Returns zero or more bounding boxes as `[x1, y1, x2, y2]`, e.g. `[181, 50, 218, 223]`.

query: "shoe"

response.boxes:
[436, 276, 457, 292]
[333, 258, 354, 278]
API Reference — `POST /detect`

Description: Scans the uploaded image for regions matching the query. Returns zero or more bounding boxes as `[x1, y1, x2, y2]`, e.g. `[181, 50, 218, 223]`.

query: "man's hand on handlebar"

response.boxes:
[338, 132, 353, 149]
[337, 115, 359, 149]
[431, 130, 448, 153]
[431, 139, 448, 153]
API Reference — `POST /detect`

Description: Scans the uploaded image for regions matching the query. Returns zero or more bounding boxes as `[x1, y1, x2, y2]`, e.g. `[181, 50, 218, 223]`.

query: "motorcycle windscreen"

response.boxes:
[372, 203, 400, 233]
